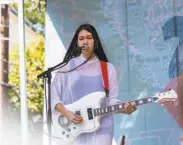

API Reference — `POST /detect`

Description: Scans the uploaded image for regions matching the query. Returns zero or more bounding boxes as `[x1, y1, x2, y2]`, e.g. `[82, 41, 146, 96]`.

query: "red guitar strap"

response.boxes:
[100, 61, 109, 97]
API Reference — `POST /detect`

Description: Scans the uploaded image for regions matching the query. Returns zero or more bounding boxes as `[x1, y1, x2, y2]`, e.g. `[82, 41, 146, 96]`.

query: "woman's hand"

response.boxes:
[64, 110, 84, 124]
[118, 102, 137, 115]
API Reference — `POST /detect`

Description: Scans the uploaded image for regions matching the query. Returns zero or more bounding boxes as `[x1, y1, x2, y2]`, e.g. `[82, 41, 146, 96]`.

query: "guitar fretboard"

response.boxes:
[93, 97, 154, 116]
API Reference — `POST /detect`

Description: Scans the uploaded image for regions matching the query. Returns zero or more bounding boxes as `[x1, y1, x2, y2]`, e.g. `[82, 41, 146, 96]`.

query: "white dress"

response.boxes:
[51, 54, 120, 145]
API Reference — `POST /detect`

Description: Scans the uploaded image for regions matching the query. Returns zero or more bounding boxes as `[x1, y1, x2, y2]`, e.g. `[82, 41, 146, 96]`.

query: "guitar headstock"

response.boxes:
[152, 89, 177, 105]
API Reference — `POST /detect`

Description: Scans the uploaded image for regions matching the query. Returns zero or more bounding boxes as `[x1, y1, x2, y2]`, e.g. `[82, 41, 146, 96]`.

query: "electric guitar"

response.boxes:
[43, 89, 177, 145]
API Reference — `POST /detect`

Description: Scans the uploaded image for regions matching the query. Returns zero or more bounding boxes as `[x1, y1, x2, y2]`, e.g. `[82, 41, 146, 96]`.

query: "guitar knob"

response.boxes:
[68, 128, 71, 132]
[73, 127, 76, 129]
[62, 131, 65, 135]
[66, 134, 70, 138]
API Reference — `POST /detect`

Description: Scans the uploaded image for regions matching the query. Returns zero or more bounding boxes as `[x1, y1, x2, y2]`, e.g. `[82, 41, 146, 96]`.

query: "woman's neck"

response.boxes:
[82, 53, 96, 60]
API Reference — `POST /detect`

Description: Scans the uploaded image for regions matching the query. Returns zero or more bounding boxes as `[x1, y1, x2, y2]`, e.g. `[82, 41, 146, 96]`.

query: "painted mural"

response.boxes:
[46, 0, 183, 144]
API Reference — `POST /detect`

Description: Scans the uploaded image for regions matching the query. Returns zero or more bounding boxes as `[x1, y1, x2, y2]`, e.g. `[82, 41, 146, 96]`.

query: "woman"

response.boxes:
[51, 24, 136, 145]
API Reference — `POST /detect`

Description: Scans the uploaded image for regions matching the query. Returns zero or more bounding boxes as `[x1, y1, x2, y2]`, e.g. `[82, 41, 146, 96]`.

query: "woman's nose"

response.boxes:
[83, 39, 88, 44]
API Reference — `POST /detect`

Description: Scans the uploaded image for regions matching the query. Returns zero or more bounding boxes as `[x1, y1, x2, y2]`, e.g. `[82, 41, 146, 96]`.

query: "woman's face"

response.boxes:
[77, 30, 94, 58]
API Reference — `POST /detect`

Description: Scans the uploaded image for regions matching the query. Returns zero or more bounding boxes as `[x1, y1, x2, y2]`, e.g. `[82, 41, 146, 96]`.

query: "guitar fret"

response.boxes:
[116, 104, 121, 112]
[96, 109, 99, 115]
[94, 98, 154, 116]
[111, 106, 115, 111]
[116, 105, 119, 111]
[135, 98, 153, 106]
[105, 107, 108, 113]
[138, 99, 144, 104]
[135, 99, 143, 105]
[119, 104, 123, 109]
[147, 98, 152, 102]
[101, 108, 104, 114]
[115, 105, 117, 110]
[98, 109, 101, 114]
[93, 89, 174, 117]
[94, 109, 97, 116]
[116, 105, 118, 111]
[94, 103, 128, 116]
[109, 106, 112, 112]
[114, 105, 117, 111]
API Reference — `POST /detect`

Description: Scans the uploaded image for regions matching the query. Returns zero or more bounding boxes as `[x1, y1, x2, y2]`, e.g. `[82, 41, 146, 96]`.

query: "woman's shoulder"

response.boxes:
[100, 61, 116, 75]
[56, 57, 79, 72]
[106, 62, 116, 72]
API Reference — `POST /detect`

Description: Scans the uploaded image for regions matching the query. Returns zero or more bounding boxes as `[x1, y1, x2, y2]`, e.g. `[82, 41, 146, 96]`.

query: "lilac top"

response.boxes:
[51, 54, 120, 145]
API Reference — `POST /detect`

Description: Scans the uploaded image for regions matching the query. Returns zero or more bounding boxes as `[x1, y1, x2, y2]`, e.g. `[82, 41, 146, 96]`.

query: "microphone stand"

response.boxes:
[37, 60, 67, 145]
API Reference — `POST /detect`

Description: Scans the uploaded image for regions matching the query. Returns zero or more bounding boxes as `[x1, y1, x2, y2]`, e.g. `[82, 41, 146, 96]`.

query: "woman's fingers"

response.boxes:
[72, 118, 83, 124]
[72, 114, 84, 124]
[74, 114, 83, 119]
[122, 103, 136, 114]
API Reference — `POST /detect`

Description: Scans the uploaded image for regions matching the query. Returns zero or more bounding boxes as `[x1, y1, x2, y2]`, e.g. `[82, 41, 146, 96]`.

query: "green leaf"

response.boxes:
[9, 35, 45, 113]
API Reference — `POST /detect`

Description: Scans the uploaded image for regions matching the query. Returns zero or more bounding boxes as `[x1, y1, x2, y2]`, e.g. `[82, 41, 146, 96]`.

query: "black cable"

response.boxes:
[56, 51, 94, 73]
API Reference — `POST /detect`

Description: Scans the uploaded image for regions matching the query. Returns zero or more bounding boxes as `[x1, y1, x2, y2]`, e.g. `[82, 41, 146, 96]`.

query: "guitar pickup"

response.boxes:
[87, 108, 93, 120]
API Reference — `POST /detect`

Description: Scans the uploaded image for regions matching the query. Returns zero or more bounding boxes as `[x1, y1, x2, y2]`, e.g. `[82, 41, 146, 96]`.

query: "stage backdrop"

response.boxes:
[45, 0, 183, 144]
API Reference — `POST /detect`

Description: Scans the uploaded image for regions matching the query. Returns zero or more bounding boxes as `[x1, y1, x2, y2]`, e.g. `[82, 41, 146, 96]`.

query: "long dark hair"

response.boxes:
[57, 24, 108, 72]
[65, 24, 108, 61]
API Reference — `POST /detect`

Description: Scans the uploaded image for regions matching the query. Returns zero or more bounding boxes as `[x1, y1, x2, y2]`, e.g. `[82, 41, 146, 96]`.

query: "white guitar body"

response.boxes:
[44, 92, 106, 145]
[43, 90, 177, 145]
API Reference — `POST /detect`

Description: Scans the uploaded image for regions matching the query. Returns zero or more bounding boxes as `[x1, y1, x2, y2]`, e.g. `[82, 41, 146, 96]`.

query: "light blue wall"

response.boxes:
[46, 0, 183, 144]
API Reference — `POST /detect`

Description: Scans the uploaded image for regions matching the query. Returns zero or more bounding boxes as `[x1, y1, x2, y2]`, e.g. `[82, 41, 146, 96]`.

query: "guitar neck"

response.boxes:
[93, 97, 154, 117]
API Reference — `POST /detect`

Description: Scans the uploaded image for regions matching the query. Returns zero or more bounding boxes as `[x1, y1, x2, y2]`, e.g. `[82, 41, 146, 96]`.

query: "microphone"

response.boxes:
[78, 46, 88, 50]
